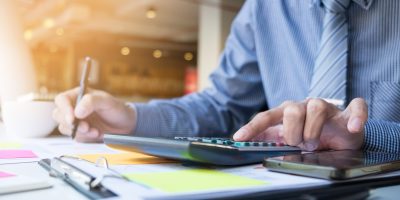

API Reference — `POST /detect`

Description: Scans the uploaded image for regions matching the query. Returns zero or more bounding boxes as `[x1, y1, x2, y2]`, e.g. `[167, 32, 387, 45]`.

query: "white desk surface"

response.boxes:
[0, 123, 87, 200]
[0, 123, 399, 200]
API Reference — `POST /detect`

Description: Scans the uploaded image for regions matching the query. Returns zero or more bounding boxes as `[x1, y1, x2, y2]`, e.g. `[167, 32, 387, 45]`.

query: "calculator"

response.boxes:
[104, 134, 301, 166]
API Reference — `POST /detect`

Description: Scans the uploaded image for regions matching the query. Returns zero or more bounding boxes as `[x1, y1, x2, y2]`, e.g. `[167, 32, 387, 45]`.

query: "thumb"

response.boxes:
[345, 98, 368, 133]
[74, 93, 110, 119]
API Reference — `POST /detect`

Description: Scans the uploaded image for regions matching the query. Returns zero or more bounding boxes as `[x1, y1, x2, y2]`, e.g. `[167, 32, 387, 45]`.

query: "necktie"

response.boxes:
[308, 0, 351, 108]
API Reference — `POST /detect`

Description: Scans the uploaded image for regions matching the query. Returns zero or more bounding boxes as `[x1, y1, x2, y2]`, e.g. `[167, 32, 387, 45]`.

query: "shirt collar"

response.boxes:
[311, 0, 374, 10]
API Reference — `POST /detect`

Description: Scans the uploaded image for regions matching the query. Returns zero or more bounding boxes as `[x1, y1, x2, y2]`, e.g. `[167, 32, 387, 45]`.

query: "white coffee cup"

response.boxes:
[1, 100, 57, 138]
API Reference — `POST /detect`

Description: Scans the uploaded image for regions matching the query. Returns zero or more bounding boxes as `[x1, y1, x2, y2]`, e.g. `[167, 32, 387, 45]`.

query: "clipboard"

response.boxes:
[37, 155, 400, 200]
[38, 158, 118, 200]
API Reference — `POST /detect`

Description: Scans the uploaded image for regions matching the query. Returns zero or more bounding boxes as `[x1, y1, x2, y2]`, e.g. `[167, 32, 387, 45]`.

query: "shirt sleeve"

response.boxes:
[363, 120, 400, 153]
[132, 0, 266, 138]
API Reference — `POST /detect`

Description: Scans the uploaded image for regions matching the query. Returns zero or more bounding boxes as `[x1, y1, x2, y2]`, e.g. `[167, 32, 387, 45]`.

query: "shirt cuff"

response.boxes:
[363, 120, 400, 153]
[127, 102, 161, 138]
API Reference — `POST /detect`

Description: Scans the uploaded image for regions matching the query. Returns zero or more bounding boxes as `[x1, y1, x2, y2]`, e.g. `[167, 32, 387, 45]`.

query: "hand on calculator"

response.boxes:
[233, 98, 368, 152]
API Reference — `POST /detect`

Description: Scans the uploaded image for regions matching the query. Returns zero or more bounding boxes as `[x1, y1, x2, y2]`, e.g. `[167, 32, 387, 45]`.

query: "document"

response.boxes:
[33, 137, 118, 156]
[78, 152, 175, 165]
[61, 157, 330, 200]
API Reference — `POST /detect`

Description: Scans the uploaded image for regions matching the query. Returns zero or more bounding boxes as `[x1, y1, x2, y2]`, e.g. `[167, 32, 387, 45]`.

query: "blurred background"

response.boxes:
[0, 0, 244, 103]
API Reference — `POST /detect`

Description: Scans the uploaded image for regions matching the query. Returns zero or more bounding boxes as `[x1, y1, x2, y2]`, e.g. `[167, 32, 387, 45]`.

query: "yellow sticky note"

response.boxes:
[78, 152, 175, 165]
[124, 169, 267, 193]
[0, 142, 22, 149]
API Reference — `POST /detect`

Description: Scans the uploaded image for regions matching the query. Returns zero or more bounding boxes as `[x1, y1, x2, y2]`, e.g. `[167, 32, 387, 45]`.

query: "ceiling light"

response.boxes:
[24, 30, 32, 41]
[121, 47, 130, 56]
[153, 50, 162, 58]
[146, 7, 157, 19]
[43, 18, 55, 29]
[184, 52, 194, 61]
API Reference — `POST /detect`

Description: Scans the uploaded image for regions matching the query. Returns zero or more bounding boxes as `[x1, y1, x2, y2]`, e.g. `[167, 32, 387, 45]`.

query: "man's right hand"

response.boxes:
[52, 88, 136, 143]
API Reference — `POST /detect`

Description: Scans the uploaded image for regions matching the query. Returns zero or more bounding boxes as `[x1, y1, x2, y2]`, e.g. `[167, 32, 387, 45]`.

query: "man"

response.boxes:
[53, 0, 400, 152]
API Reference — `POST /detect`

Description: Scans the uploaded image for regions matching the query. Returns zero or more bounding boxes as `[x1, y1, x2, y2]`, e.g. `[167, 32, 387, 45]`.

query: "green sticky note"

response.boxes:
[0, 142, 22, 149]
[124, 169, 266, 193]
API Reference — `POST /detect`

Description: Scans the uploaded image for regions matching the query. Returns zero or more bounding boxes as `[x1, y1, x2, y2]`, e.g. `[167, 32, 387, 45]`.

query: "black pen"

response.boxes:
[71, 57, 92, 139]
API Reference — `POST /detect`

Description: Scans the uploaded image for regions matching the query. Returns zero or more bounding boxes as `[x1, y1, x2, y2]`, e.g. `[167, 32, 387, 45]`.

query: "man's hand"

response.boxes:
[52, 88, 136, 143]
[233, 98, 368, 151]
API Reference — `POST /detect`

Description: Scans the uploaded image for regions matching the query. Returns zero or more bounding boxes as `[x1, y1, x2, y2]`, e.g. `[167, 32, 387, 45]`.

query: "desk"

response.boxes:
[0, 123, 87, 200]
[0, 124, 399, 199]
[0, 162, 86, 200]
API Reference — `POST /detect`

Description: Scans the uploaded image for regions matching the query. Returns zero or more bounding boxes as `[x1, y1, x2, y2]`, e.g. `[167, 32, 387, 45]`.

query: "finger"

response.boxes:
[250, 125, 283, 142]
[74, 92, 111, 119]
[233, 106, 284, 141]
[54, 88, 80, 124]
[75, 128, 101, 143]
[77, 121, 90, 133]
[345, 98, 368, 133]
[52, 108, 63, 124]
[303, 98, 338, 151]
[53, 108, 73, 129]
[282, 103, 306, 146]
[58, 124, 72, 136]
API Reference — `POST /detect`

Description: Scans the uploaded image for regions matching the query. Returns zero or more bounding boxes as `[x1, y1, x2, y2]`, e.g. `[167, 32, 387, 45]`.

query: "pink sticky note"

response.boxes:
[0, 150, 37, 159]
[0, 171, 15, 178]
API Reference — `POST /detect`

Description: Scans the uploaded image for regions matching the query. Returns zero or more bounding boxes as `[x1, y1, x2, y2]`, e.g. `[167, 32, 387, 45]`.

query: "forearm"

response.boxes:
[131, 89, 259, 138]
[363, 120, 400, 153]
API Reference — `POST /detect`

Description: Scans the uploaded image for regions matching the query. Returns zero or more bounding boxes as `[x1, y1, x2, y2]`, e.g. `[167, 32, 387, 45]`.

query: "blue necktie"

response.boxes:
[309, 0, 351, 108]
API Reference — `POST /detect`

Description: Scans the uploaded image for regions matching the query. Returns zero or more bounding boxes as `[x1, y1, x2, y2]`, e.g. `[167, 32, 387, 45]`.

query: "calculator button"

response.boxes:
[188, 137, 200, 142]
[263, 142, 274, 146]
[201, 138, 217, 144]
[201, 139, 210, 143]
[215, 140, 224, 144]
[233, 142, 244, 147]
[260, 142, 268, 146]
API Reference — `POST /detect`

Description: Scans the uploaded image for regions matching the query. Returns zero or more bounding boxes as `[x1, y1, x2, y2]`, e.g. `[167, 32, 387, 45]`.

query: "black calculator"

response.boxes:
[104, 134, 301, 166]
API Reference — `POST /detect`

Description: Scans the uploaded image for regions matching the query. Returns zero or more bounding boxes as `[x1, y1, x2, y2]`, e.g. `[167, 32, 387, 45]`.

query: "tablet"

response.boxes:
[263, 150, 400, 180]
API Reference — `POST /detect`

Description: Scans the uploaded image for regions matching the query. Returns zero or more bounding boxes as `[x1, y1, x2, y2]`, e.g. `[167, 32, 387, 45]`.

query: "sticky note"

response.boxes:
[0, 150, 37, 159]
[124, 169, 266, 193]
[0, 142, 22, 149]
[0, 171, 15, 178]
[77, 152, 175, 165]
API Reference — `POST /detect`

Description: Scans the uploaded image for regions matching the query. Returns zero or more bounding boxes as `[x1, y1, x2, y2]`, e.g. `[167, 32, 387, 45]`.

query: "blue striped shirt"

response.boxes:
[133, 0, 400, 153]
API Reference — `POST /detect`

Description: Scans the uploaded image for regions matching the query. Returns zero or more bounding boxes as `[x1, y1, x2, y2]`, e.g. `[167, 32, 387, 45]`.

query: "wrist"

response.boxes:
[356, 126, 365, 150]
[124, 102, 137, 135]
